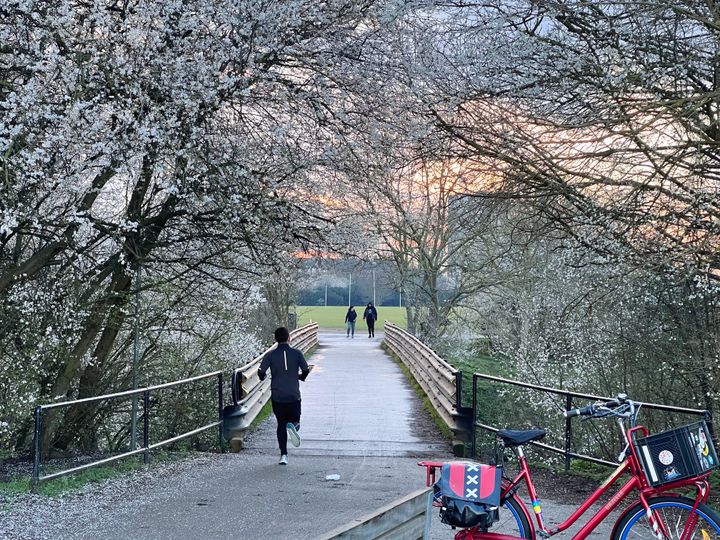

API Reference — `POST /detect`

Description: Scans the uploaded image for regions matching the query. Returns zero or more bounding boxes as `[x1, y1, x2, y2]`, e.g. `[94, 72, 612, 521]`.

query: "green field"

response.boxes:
[296, 306, 407, 331]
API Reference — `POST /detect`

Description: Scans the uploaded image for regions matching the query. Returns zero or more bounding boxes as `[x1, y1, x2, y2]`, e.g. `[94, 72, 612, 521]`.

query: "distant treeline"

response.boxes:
[298, 261, 401, 306]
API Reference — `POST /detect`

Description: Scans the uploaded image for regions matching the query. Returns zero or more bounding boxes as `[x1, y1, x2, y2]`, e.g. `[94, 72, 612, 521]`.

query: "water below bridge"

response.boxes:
[4, 331, 614, 539]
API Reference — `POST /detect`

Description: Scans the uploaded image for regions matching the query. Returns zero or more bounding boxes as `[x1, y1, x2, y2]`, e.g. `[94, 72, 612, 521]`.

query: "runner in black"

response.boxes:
[258, 327, 310, 465]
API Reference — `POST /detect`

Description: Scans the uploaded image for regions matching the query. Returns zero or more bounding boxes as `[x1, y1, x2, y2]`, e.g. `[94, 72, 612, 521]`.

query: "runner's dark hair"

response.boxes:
[274, 327, 290, 343]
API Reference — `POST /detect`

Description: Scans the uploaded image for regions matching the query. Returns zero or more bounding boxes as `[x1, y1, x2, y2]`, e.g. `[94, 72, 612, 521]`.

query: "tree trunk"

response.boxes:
[40, 268, 131, 456]
[52, 305, 129, 451]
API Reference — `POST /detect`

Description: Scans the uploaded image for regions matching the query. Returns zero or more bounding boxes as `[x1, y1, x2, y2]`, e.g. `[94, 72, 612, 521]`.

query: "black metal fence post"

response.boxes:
[564, 394, 572, 472]
[704, 410, 715, 442]
[143, 390, 150, 465]
[32, 406, 42, 493]
[217, 373, 224, 453]
[471, 375, 478, 459]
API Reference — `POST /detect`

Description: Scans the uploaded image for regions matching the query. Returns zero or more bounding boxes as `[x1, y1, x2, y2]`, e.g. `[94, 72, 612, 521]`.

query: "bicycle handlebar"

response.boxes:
[564, 394, 628, 418]
[564, 404, 597, 418]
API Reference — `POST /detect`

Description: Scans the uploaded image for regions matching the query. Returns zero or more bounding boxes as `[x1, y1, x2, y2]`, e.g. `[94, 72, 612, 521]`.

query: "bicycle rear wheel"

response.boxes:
[493, 495, 533, 539]
[612, 495, 720, 539]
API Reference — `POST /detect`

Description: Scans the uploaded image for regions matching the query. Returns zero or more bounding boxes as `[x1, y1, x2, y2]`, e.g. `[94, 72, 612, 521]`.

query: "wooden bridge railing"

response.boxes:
[383, 322, 472, 455]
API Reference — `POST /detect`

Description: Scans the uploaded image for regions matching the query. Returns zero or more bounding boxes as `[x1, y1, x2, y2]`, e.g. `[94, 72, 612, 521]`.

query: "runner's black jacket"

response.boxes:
[257, 343, 310, 403]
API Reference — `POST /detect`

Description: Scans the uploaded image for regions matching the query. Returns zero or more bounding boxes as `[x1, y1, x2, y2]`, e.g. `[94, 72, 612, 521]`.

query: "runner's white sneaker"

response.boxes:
[287, 422, 301, 447]
[279, 454, 288, 465]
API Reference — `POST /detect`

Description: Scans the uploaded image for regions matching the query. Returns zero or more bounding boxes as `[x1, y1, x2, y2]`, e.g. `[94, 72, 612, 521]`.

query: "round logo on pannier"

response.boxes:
[658, 450, 674, 465]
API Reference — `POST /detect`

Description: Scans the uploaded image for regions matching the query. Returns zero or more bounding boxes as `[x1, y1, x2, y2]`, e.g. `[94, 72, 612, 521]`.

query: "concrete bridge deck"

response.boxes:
[2, 331, 613, 539]
[245, 330, 451, 459]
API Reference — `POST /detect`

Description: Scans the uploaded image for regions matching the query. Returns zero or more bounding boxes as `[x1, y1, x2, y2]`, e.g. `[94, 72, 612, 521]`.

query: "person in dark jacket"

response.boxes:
[363, 302, 378, 338]
[344, 305, 357, 338]
[258, 327, 310, 465]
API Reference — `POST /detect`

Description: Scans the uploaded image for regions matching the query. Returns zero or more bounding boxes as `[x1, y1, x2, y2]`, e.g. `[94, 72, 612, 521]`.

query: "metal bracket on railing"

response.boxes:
[455, 371, 463, 411]
[222, 402, 249, 440]
[453, 406, 474, 446]
[231, 369, 242, 404]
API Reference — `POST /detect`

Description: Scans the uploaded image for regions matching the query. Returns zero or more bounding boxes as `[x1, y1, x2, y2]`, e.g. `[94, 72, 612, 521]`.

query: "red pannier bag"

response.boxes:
[434, 462, 502, 529]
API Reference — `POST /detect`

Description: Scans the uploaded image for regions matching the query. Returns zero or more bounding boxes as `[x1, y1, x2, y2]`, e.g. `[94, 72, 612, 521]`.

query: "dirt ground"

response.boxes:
[518, 466, 601, 502]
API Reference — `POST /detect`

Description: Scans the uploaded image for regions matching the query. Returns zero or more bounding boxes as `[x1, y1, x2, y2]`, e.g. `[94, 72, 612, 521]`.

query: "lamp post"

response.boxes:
[372, 269, 376, 306]
[348, 273, 352, 306]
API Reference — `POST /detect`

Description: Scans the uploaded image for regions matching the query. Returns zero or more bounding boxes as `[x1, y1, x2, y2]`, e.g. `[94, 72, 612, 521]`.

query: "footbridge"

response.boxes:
[6, 325, 712, 540]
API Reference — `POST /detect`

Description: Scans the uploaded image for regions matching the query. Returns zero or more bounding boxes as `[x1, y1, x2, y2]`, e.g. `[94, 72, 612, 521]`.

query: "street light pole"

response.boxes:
[372, 269, 376, 306]
[348, 273, 352, 306]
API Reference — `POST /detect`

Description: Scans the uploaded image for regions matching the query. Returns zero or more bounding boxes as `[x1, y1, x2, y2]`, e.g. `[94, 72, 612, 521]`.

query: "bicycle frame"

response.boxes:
[504, 425, 712, 540]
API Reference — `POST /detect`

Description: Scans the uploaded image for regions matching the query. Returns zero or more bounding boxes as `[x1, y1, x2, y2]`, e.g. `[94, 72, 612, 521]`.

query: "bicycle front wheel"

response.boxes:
[612, 495, 720, 539]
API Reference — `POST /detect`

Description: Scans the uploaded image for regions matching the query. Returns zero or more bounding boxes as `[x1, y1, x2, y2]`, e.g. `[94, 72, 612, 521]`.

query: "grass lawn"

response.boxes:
[296, 306, 407, 331]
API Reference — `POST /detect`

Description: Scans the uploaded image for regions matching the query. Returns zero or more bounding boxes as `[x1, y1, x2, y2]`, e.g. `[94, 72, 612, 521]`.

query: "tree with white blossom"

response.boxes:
[0, 0, 407, 453]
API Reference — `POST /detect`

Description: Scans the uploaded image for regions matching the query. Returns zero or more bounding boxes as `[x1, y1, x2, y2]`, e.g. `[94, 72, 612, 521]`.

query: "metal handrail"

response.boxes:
[473, 373, 710, 417]
[32, 371, 225, 491]
[475, 422, 616, 467]
[40, 370, 223, 410]
[32, 323, 321, 490]
[471, 372, 712, 469]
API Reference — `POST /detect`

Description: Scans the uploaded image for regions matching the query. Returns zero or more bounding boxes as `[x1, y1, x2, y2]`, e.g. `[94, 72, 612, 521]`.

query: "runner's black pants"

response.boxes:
[272, 399, 301, 455]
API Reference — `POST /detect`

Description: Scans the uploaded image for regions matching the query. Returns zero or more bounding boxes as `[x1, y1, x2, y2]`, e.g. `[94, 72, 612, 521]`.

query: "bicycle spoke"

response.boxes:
[618, 504, 720, 540]
[656, 506, 683, 537]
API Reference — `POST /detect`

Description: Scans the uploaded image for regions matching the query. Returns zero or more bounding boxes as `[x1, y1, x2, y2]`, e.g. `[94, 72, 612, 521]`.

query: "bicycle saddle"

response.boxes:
[497, 428, 546, 447]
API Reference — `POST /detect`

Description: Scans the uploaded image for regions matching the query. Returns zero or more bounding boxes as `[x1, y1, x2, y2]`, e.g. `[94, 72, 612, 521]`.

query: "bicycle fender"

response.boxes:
[501, 479, 536, 540]
[514, 499, 536, 540]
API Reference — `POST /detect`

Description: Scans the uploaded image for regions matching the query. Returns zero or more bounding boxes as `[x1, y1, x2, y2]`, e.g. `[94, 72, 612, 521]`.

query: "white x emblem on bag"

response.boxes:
[465, 488, 478, 498]
[467, 465, 479, 472]
[466, 475, 478, 485]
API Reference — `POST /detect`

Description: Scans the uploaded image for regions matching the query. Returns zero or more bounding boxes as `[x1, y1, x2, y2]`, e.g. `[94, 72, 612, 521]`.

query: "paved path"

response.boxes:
[44, 331, 453, 539]
[4, 331, 615, 539]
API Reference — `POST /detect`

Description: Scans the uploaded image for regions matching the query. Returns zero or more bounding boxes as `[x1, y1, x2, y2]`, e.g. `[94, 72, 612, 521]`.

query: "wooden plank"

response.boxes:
[376, 515, 426, 540]
[318, 488, 431, 540]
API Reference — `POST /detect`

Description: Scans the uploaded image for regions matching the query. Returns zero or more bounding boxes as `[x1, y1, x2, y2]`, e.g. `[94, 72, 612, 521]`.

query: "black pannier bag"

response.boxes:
[434, 462, 502, 529]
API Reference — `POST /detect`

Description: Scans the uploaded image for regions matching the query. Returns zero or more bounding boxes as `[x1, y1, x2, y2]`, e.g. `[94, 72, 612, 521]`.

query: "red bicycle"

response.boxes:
[420, 394, 720, 539]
